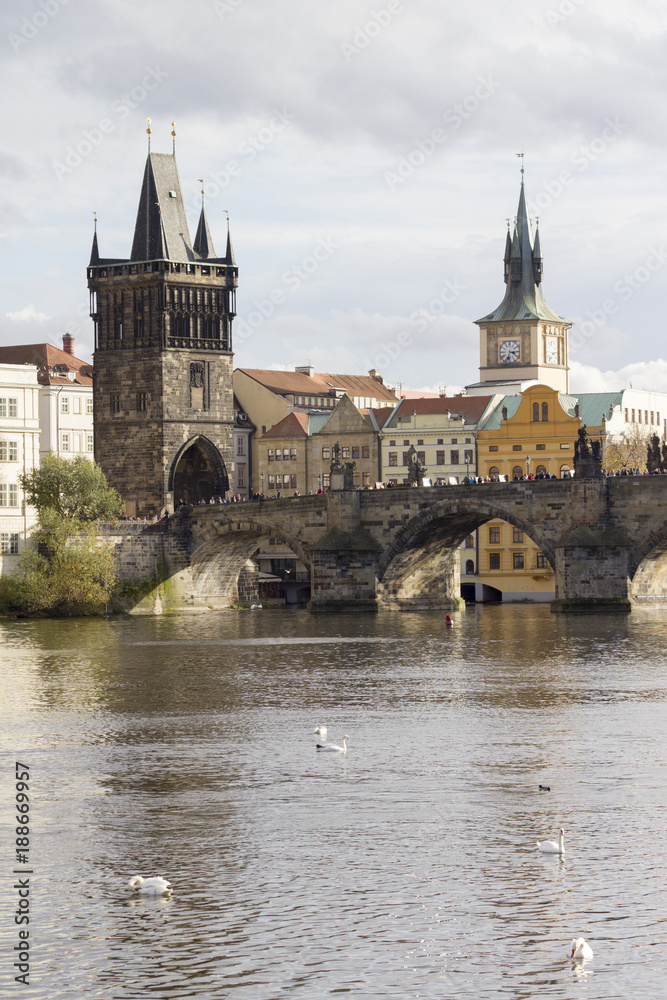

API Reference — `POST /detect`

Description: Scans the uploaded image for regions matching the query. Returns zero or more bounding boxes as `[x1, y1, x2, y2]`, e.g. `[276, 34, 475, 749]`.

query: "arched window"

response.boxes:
[533, 402, 540, 422]
[536, 464, 547, 475]
[513, 465, 523, 480]
[488, 466, 500, 477]
[465, 559, 475, 576]
[560, 464, 571, 478]
[542, 402, 549, 421]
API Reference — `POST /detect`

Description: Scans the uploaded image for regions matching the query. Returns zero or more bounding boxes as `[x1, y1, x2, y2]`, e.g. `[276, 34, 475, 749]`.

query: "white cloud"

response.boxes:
[6, 304, 50, 322]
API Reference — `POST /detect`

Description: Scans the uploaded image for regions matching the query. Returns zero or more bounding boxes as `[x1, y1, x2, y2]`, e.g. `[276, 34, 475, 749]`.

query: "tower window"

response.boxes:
[110, 394, 121, 414]
[137, 392, 148, 412]
[533, 402, 539, 422]
[542, 402, 549, 421]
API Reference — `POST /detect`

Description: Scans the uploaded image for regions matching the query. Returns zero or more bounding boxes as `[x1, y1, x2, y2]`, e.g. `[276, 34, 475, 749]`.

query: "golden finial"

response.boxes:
[146, 117, 152, 153]
[93, 210, 97, 232]
[198, 178, 204, 208]
[171, 121, 176, 155]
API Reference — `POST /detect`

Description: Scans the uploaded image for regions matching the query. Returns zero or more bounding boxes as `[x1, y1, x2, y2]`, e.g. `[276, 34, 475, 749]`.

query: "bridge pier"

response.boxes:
[550, 525, 633, 613]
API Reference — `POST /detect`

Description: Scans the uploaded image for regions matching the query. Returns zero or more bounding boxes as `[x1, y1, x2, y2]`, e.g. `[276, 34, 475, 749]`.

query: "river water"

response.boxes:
[1, 605, 667, 999]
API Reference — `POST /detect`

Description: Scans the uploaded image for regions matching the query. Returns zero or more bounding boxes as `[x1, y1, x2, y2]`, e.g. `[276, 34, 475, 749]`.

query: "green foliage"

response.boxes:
[18, 453, 124, 521]
[6, 513, 118, 617]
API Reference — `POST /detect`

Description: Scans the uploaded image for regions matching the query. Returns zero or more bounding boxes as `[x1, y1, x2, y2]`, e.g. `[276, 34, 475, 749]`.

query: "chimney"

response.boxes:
[294, 365, 314, 377]
[368, 368, 384, 385]
[62, 333, 75, 356]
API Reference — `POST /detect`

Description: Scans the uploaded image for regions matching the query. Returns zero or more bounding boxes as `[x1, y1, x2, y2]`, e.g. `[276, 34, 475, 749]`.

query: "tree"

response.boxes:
[604, 426, 652, 473]
[18, 453, 123, 521]
[10, 510, 118, 617]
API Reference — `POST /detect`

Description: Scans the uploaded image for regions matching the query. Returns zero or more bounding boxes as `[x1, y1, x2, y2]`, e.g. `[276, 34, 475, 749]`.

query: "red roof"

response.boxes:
[389, 395, 493, 424]
[0, 343, 93, 386]
[261, 412, 309, 438]
[236, 368, 397, 404]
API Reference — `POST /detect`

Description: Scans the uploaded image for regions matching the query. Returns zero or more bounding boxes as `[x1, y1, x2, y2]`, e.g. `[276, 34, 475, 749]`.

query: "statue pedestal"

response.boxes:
[329, 471, 345, 491]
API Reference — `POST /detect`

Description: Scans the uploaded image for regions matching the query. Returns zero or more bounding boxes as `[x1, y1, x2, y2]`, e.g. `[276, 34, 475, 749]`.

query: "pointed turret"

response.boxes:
[224, 216, 236, 266]
[503, 225, 512, 284]
[476, 175, 567, 324]
[89, 223, 100, 266]
[193, 206, 216, 259]
[130, 152, 194, 262]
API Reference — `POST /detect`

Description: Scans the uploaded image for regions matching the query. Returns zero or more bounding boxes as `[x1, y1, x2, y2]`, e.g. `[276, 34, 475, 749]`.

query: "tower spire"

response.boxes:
[193, 180, 216, 259]
[146, 118, 152, 154]
[224, 210, 236, 266]
[89, 211, 100, 265]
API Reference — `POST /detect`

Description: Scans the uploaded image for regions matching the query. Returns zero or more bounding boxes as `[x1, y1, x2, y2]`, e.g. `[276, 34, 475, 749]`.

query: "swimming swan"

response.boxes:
[313, 727, 327, 736]
[571, 938, 593, 960]
[128, 876, 172, 894]
[537, 828, 565, 854]
[316, 735, 349, 753]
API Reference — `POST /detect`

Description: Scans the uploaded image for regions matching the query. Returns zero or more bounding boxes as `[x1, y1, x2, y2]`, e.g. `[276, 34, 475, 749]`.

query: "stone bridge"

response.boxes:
[109, 477, 667, 613]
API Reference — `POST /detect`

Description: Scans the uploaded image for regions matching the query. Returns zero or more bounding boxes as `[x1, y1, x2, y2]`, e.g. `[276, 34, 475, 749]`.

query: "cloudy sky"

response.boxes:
[2, 0, 667, 394]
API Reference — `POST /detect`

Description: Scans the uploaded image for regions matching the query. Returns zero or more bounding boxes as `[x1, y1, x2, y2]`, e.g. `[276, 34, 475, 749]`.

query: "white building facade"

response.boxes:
[0, 364, 41, 575]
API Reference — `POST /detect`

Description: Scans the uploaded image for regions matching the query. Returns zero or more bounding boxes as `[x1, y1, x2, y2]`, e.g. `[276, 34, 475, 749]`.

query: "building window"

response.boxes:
[512, 465, 523, 479]
[0, 398, 18, 418]
[237, 437, 245, 456]
[323, 474, 330, 487]
[533, 402, 539, 421]
[465, 559, 475, 575]
[362, 445, 370, 459]
[536, 443, 546, 451]
[111, 394, 120, 413]
[362, 472, 370, 486]
[638, 409, 642, 424]
[61, 433, 70, 452]
[283, 449, 290, 461]
[403, 439, 410, 446]
[536, 465, 547, 475]
[86, 433, 94, 452]
[513, 552, 525, 570]
[536, 553, 547, 568]
[417, 451, 426, 465]
[512, 444, 522, 451]
[0, 532, 19, 554]
[489, 552, 500, 570]
[61, 396, 69, 414]
[624, 408, 628, 422]
[352, 447, 360, 459]
[464, 449, 473, 465]
[451, 438, 458, 445]
[402, 452, 410, 466]
[268, 475, 275, 487]
[489, 445, 498, 452]
[512, 528, 524, 543]
[86, 397, 94, 415]
[560, 464, 571, 477]
[542, 402, 549, 421]
[465, 437, 472, 444]
[436, 450, 445, 465]
[341, 447, 350, 459]
[631, 408, 635, 422]
[237, 465, 245, 488]
[488, 466, 500, 477]
[417, 439, 424, 446]
[322, 447, 330, 460]
[268, 449, 275, 461]
[560, 443, 569, 450]
[464, 535, 475, 548]
[0, 441, 18, 462]
[389, 440, 396, 446]
[389, 452, 398, 466]
[489, 526, 500, 543]
[0, 484, 18, 507]
[290, 449, 297, 461]
[450, 450, 460, 465]
[137, 392, 148, 412]
[290, 474, 297, 489]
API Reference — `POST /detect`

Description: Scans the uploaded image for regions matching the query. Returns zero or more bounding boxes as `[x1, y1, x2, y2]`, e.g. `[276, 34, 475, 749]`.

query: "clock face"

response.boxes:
[499, 339, 520, 364]
[546, 337, 558, 364]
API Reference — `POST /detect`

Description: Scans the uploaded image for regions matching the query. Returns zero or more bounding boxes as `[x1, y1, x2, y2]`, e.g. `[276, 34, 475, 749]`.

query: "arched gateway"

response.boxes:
[170, 436, 229, 506]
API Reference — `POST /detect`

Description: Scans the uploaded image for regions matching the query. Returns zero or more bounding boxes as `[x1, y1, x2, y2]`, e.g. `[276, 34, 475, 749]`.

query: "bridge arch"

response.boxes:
[187, 511, 313, 607]
[628, 521, 667, 604]
[376, 496, 555, 611]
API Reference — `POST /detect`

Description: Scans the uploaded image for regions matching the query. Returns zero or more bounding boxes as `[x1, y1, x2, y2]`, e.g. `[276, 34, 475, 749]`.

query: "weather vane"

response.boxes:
[171, 121, 176, 155]
[146, 117, 152, 153]
[198, 178, 205, 209]
[516, 151, 525, 180]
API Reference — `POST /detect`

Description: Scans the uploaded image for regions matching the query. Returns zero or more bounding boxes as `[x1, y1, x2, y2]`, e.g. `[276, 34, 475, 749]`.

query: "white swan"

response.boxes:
[571, 937, 593, 960]
[128, 875, 172, 894]
[316, 735, 349, 753]
[313, 726, 327, 736]
[537, 828, 565, 854]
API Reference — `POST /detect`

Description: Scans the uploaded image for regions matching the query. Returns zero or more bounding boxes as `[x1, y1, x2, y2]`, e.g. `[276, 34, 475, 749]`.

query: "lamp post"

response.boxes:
[260, 471, 264, 497]
[526, 455, 531, 479]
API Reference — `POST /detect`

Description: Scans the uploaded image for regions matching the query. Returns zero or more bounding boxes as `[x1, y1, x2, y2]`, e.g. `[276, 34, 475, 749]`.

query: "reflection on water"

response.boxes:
[2, 605, 667, 999]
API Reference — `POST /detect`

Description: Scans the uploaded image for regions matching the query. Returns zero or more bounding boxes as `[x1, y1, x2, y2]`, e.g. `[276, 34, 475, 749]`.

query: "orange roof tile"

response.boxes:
[0, 343, 93, 385]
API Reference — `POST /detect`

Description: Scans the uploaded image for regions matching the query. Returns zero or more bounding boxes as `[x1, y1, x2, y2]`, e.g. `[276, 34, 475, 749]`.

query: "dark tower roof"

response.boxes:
[89, 226, 100, 266]
[224, 218, 236, 266]
[193, 205, 216, 259]
[130, 152, 195, 262]
[476, 178, 568, 324]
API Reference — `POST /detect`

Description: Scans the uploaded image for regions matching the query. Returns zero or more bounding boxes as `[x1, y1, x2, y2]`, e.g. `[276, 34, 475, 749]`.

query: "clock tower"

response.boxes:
[475, 173, 571, 393]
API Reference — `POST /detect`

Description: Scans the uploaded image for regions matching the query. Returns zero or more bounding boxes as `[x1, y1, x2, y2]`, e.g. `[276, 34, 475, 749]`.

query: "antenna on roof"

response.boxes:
[171, 121, 177, 155]
[146, 118, 152, 153]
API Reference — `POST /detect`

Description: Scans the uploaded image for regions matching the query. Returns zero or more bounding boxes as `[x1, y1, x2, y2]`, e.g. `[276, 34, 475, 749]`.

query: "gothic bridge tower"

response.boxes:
[475, 171, 571, 393]
[88, 138, 237, 516]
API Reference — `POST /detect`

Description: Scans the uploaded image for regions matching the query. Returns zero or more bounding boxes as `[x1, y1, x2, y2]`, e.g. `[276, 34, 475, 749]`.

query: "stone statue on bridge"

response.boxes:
[329, 441, 355, 490]
[647, 434, 662, 473]
[406, 445, 427, 486]
[574, 425, 602, 478]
